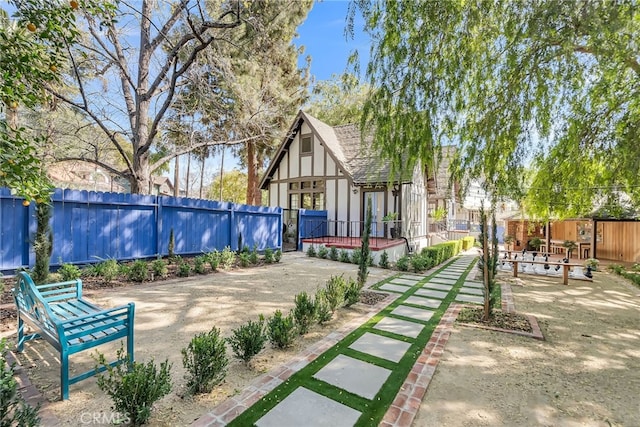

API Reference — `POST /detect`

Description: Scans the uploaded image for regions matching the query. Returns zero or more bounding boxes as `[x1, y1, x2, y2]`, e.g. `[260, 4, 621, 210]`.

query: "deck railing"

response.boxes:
[301, 219, 406, 247]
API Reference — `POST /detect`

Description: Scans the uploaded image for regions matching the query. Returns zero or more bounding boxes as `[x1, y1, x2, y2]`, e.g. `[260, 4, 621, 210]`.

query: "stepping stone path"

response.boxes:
[211, 254, 484, 427]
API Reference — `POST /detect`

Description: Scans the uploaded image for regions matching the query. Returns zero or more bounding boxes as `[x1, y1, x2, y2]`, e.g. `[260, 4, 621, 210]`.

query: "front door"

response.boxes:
[363, 191, 385, 237]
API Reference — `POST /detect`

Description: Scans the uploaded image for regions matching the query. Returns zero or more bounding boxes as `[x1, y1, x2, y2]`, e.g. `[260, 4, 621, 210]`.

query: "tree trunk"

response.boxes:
[199, 155, 205, 199]
[219, 147, 225, 201]
[246, 141, 258, 205]
[185, 153, 191, 198]
[173, 155, 180, 197]
[130, 151, 151, 194]
[482, 215, 490, 321]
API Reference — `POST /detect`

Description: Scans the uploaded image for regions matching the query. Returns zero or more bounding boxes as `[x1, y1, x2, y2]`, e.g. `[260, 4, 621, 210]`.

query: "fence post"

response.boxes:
[21, 202, 31, 267]
[229, 204, 236, 251]
[156, 195, 162, 257]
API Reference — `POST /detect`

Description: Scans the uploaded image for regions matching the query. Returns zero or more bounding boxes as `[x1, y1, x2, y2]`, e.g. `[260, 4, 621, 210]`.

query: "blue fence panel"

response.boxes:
[0, 188, 28, 270]
[235, 204, 282, 251]
[298, 209, 328, 250]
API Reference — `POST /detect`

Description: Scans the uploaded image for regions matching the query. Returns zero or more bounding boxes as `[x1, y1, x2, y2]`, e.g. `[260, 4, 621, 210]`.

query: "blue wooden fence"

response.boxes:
[0, 187, 282, 272]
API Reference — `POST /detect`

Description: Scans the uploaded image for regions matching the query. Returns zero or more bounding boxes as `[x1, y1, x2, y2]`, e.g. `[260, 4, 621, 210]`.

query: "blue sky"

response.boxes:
[296, 0, 370, 84]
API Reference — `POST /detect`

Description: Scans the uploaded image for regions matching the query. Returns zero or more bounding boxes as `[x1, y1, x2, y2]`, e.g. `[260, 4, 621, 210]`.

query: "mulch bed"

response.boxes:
[456, 306, 533, 333]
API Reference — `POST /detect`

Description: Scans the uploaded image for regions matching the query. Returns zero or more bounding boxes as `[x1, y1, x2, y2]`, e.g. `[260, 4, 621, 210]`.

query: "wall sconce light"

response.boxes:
[391, 184, 400, 197]
[352, 188, 359, 194]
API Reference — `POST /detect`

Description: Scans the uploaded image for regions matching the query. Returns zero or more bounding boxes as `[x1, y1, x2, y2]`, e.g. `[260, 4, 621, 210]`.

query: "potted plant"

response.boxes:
[528, 237, 543, 256]
[382, 212, 399, 238]
[503, 234, 515, 251]
[563, 240, 577, 259]
[584, 258, 599, 271]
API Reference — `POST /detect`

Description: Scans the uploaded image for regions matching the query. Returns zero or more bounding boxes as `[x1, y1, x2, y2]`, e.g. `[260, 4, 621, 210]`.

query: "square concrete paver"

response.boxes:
[399, 274, 424, 281]
[255, 387, 361, 427]
[456, 294, 484, 304]
[414, 288, 449, 299]
[464, 280, 484, 288]
[379, 283, 412, 294]
[391, 305, 435, 322]
[430, 277, 457, 285]
[389, 278, 420, 286]
[459, 287, 484, 296]
[403, 295, 441, 309]
[422, 283, 453, 292]
[374, 316, 425, 339]
[349, 332, 411, 363]
[436, 273, 460, 279]
[313, 354, 392, 400]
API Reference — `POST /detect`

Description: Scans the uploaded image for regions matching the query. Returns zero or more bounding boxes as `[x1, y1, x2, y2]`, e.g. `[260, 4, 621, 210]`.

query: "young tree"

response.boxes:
[305, 73, 370, 126]
[207, 169, 247, 204]
[358, 196, 373, 287]
[349, 1, 640, 217]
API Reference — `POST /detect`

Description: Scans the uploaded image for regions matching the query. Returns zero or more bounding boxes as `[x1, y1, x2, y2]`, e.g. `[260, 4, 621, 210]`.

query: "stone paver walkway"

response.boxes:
[193, 255, 481, 427]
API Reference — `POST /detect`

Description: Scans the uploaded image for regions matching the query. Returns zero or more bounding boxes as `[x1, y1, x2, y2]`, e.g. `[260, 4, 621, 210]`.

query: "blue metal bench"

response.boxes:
[12, 272, 135, 400]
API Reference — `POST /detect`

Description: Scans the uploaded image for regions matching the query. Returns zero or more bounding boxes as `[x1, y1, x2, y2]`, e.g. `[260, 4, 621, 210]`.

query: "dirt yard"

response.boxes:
[415, 270, 640, 427]
[5, 253, 396, 426]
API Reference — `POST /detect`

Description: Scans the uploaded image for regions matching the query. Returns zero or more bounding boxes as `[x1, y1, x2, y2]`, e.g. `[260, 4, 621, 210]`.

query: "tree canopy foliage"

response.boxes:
[350, 0, 640, 218]
[305, 73, 370, 126]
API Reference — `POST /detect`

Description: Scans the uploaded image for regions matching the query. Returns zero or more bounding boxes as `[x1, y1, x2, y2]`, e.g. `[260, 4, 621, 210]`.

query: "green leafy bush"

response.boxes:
[206, 250, 220, 271]
[128, 260, 148, 282]
[324, 275, 345, 312]
[249, 245, 259, 264]
[95, 347, 172, 427]
[98, 259, 120, 283]
[317, 246, 328, 259]
[328, 246, 339, 261]
[421, 240, 462, 265]
[396, 255, 410, 271]
[194, 255, 207, 274]
[58, 262, 81, 281]
[461, 236, 475, 250]
[339, 249, 351, 263]
[264, 248, 274, 264]
[267, 310, 296, 349]
[306, 245, 317, 257]
[378, 250, 390, 269]
[315, 290, 333, 324]
[182, 327, 228, 394]
[177, 259, 191, 277]
[151, 259, 168, 280]
[274, 249, 282, 263]
[351, 248, 362, 265]
[238, 252, 250, 268]
[411, 254, 431, 273]
[220, 246, 236, 269]
[293, 291, 316, 335]
[227, 316, 267, 363]
[1, 339, 40, 426]
[344, 277, 361, 307]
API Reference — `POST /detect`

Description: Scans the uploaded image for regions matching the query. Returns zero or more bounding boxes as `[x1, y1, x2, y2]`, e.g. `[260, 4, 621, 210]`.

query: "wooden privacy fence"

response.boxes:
[0, 187, 282, 272]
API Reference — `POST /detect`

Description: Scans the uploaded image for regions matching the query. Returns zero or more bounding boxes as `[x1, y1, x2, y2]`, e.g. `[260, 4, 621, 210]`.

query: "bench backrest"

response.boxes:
[12, 272, 81, 341]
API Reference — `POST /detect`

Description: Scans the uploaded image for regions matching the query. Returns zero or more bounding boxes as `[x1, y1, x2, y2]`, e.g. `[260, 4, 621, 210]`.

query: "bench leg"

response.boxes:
[127, 304, 135, 364]
[17, 315, 25, 352]
[61, 352, 69, 400]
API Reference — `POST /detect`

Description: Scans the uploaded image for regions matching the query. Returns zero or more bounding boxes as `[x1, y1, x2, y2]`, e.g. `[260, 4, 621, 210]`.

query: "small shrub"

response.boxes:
[95, 347, 172, 427]
[608, 263, 625, 275]
[411, 254, 429, 273]
[328, 246, 339, 261]
[633, 263, 640, 272]
[317, 246, 329, 259]
[182, 327, 228, 394]
[315, 290, 333, 324]
[151, 258, 168, 279]
[267, 310, 296, 349]
[264, 248, 274, 264]
[344, 277, 361, 307]
[324, 275, 345, 312]
[0, 339, 40, 426]
[351, 248, 362, 265]
[293, 291, 316, 335]
[58, 262, 81, 281]
[206, 250, 220, 271]
[249, 245, 259, 264]
[241, 244, 250, 254]
[378, 250, 390, 269]
[274, 249, 282, 263]
[238, 252, 250, 268]
[396, 255, 410, 271]
[99, 259, 120, 283]
[177, 259, 191, 277]
[227, 316, 267, 363]
[194, 255, 207, 274]
[306, 245, 317, 257]
[584, 258, 599, 270]
[220, 246, 235, 269]
[339, 249, 351, 263]
[128, 260, 148, 282]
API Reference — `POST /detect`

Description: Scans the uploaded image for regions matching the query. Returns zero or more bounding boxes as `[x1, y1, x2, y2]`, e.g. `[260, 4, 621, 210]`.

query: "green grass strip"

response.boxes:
[228, 255, 478, 426]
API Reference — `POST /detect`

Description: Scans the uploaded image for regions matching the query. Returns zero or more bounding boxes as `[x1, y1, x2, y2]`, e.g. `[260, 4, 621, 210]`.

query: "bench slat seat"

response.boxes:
[12, 272, 135, 400]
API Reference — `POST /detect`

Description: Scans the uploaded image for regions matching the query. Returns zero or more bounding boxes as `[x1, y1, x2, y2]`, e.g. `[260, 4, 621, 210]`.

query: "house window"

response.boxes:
[301, 135, 312, 154]
[289, 180, 324, 210]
